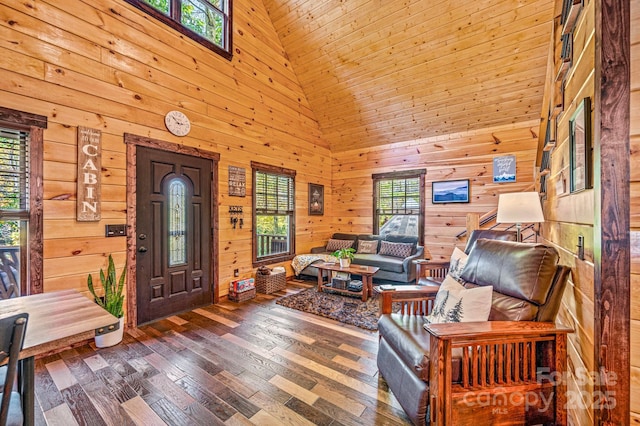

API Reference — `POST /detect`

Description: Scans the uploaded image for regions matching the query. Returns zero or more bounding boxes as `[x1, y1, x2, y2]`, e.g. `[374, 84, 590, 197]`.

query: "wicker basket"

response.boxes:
[255, 270, 286, 294]
[228, 287, 256, 302]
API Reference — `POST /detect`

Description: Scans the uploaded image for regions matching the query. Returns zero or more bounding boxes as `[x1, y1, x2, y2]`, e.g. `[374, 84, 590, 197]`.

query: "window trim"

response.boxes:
[0, 106, 47, 295]
[372, 169, 426, 246]
[251, 161, 296, 267]
[123, 0, 233, 61]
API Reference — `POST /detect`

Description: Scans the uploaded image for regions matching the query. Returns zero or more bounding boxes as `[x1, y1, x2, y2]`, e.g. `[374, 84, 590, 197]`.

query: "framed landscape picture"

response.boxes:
[432, 179, 470, 204]
[308, 183, 324, 215]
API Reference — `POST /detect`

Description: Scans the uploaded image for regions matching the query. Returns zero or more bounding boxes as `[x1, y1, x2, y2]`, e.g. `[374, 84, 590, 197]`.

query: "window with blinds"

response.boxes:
[252, 163, 296, 265]
[0, 128, 29, 214]
[373, 170, 425, 243]
[0, 107, 46, 297]
[0, 126, 30, 298]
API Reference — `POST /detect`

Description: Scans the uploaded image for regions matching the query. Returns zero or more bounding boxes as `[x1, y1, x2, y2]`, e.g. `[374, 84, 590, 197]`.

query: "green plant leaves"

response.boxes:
[87, 254, 126, 318]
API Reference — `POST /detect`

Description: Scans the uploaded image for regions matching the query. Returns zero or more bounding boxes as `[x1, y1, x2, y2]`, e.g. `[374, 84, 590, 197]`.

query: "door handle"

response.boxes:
[138, 246, 148, 253]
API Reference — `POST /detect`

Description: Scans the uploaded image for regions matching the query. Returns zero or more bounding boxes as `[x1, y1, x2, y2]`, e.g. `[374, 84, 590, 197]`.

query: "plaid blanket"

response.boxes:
[291, 253, 337, 276]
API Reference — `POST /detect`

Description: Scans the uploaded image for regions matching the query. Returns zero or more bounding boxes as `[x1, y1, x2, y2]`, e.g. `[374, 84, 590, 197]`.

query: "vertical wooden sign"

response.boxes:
[228, 165, 246, 197]
[77, 126, 102, 221]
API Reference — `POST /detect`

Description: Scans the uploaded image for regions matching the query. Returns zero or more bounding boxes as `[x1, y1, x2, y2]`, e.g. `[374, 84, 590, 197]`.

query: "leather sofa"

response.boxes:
[298, 233, 424, 284]
[377, 239, 572, 425]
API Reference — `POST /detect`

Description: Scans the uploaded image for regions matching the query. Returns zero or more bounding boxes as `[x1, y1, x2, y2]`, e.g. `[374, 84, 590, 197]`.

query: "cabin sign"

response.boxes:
[77, 126, 102, 221]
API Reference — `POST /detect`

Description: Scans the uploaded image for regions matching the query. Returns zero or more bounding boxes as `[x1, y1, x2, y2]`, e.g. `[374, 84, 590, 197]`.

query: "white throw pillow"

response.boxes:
[448, 247, 468, 280]
[424, 275, 493, 324]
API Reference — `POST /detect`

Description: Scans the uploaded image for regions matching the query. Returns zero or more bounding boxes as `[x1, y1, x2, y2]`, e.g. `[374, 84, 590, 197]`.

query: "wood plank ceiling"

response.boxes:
[261, 0, 555, 152]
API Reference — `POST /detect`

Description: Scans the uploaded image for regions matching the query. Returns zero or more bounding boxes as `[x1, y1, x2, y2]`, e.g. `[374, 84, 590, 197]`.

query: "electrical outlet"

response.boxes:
[234, 268, 239, 277]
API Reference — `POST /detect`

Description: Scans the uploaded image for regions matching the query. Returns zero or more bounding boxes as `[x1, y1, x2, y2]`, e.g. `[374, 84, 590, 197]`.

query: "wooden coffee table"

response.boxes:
[315, 262, 379, 301]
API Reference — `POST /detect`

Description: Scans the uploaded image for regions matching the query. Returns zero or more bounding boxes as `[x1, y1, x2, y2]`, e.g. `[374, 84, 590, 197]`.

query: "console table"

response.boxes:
[315, 262, 379, 301]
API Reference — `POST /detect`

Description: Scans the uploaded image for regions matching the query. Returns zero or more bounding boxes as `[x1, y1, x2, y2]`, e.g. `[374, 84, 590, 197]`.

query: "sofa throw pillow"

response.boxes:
[424, 275, 493, 324]
[448, 247, 469, 281]
[325, 239, 355, 252]
[357, 240, 379, 254]
[379, 241, 413, 258]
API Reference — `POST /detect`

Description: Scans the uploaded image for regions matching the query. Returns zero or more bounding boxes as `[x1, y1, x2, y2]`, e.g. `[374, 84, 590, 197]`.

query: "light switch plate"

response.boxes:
[105, 224, 126, 237]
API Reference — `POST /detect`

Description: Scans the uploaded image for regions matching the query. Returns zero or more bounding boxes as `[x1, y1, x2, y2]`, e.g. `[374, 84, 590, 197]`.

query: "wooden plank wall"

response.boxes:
[543, 0, 640, 424]
[631, 1, 640, 424]
[331, 121, 540, 260]
[0, 0, 332, 302]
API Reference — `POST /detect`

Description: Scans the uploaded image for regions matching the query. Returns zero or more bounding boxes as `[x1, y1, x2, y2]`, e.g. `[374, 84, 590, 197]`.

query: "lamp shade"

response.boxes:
[496, 192, 545, 224]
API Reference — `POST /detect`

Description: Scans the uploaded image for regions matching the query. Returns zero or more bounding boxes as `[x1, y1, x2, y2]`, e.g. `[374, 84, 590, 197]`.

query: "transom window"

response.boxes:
[0, 107, 46, 297]
[372, 169, 426, 245]
[124, 0, 232, 60]
[252, 162, 296, 266]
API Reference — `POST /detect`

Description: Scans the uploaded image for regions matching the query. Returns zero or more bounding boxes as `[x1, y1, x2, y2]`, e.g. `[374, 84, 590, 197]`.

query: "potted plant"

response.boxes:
[87, 254, 126, 348]
[333, 247, 356, 268]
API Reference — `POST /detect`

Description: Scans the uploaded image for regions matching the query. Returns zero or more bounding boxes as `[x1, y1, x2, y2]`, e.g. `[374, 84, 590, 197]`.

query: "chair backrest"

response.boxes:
[0, 312, 28, 426]
[463, 229, 517, 254]
[0, 250, 20, 299]
[460, 239, 569, 322]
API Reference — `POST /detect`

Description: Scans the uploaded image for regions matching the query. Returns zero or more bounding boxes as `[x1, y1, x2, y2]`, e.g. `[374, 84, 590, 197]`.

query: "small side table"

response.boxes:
[374, 283, 440, 315]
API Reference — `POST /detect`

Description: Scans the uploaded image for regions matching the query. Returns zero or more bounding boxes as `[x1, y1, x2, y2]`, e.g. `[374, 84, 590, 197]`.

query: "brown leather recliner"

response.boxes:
[415, 229, 517, 283]
[377, 239, 572, 425]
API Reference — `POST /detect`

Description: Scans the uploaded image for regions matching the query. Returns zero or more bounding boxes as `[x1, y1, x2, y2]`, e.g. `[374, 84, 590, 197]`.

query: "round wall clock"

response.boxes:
[164, 110, 191, 137]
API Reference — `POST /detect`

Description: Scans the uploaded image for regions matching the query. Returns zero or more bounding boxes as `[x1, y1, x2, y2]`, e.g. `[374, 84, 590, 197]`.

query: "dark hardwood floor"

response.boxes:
[33, 281, 411, 425]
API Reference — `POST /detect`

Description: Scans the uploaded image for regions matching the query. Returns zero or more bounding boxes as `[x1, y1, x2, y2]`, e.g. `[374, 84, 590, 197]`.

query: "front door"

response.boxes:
[136, 146, 213, 324]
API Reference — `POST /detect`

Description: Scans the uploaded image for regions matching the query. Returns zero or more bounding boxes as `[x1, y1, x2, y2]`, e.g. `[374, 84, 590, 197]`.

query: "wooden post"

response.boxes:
[466, 213, 480, 237]
[593, 0, 630, 424]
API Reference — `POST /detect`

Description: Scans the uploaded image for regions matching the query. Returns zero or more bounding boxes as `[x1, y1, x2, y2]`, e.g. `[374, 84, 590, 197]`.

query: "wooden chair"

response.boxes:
[414, 229, 517, 284]
[377, 240, 572, 425]
[0, 312, 28, 426]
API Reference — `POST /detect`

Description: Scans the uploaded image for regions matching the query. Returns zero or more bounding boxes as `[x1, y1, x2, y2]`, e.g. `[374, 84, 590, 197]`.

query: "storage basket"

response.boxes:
[228, 287, 256, 302]
[255, 270, 286, 294]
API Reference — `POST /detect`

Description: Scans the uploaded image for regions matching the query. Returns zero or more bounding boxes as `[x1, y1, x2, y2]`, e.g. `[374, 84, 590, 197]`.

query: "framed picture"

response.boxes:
[308, 183, 324, 215]
[493, 154, 516, 183]
[569, 97, 592, 193]
[432, 179, 470, 204]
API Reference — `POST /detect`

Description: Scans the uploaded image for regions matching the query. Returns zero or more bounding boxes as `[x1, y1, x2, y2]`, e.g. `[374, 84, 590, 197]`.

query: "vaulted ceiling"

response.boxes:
[262, 0, 555, 152]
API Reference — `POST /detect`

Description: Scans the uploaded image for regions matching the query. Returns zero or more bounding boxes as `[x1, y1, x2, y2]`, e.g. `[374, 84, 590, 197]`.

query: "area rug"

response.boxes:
[275, 287, 384, 330]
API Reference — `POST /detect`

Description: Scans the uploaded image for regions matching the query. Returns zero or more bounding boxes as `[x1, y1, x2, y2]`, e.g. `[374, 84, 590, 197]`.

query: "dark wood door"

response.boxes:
[136, 146, 213, 324]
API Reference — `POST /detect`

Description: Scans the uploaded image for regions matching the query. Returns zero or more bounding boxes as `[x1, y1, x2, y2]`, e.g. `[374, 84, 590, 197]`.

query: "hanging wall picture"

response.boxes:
[493, 155, 516, 183]
[308, 183, 324, 215]
[228, 166, 246, 197]
[569, 97, 592, 193]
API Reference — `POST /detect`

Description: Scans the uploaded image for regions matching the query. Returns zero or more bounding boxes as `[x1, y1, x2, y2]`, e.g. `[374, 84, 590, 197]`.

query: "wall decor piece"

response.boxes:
[493, 155, 516, 183]
[308, 183, 324, 215]
[569, 97, 592, 193]
[432, 179, 470, 204]
[228, 165, 246, 197]
[77, 126, 102, 221]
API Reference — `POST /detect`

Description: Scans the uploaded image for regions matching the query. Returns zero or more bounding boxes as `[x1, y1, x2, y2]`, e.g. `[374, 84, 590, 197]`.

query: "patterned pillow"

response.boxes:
[448, 247, 469, 281]
[424, 275, 493, 324]
[325, 239, 355, 252]
[357, 240, 379, 254]
[378, 241, 413, 258]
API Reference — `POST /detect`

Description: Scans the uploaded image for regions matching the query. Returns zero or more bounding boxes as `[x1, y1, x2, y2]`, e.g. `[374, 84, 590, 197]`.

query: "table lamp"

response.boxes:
[496, 192, 545, 242]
